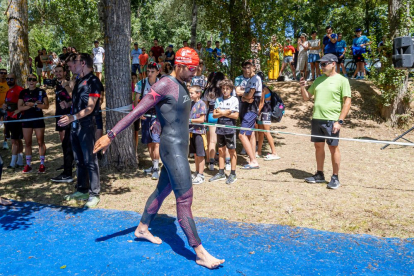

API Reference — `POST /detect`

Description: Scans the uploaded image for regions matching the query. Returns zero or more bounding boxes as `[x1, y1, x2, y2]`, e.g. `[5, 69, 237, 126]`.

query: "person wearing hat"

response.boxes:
[131, 42, 142, 77]
[351, 28, 371, 79]
[165, 44, 175, 66]
[279, 38, 296, 80]
[93, 47, 225, 269]
[92, 40, 105, 81]
[299, 53, 352, 190]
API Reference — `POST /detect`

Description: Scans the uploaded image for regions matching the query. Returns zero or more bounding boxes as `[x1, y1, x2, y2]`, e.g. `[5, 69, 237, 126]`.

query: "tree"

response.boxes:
[7, 0, 29, 87]
[190, 0, 197, 48]
[100, 0, 137, 168]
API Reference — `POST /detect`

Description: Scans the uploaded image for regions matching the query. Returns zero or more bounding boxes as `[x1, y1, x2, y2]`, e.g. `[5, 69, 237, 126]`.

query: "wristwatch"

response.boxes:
[338, 119, 344, 125]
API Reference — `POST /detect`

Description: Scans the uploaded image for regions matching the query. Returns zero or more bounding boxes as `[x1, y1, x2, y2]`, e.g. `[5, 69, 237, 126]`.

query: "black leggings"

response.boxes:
[140, 144, 201, 247]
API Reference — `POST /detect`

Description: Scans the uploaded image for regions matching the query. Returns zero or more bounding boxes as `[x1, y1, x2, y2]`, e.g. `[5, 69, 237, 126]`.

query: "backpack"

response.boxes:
[267, 85, 285, 122]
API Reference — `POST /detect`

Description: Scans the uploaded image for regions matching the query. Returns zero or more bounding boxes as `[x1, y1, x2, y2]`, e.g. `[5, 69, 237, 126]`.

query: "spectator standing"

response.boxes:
[139, 48, 149, 79]
[209, 79, 239, 184]
[92, 40, 105, 81]
[17, 74, 49, 173]
[296, 33, 309, 79]
[183, 41, 189, 48]
[150, 38, 164, 62]
[251, 38, 261, 72]
[202, 72, 225, 171]
[165, 45, 175, 66]
[205, 41, 213, 57]
[335, 33, 348, 77]
[3, 74, 24, 168]
[322, 26, 338, 55]
[59, 47, 71, 80]
[28, 56, 33, 74]
[267, 35, 282, 81]
[40, 49, 50, 81]
[351, 28, 371, 79]
[190, 60, 207, 90]
[50, 52, 60, 79]
[308, 31, 321, 81]
[238, 66, 262, 169]
[279, 39, 296, 80]
[213, 41, 222, 60]
[34, 50, 43, 84]
[131, 42, 142, 76]
[299, 54, 352, 189]
[50, 65, 74, 183]
[135, 62, 160, 180]
[148, 50, 156, 64]
[195, 42, 204, 59]
[188, 86, 207, 185]
[58, 53, 103, 208]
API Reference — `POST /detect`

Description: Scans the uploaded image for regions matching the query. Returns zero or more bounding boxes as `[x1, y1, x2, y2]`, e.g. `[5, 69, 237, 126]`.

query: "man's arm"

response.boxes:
[333, 97, 351, 134]
[242, 88, 256, 101]
[235, 87, 245, 97]
[58, 97, 99, 126]
[299, 78, 312, 101]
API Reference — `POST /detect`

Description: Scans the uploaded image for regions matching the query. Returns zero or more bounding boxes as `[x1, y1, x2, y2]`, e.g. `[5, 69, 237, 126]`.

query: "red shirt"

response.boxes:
[5, 85, 24, 118]
[151, 46, 164, 61]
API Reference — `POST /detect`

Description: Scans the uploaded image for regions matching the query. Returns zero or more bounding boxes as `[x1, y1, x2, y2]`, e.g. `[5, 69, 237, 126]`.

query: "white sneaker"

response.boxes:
[144, 166, 153, 175]
[208, 163, 215, 171]
[192, 174, 205, 185]
[2, 141, 9, 150]
[225, 163, 231, 171]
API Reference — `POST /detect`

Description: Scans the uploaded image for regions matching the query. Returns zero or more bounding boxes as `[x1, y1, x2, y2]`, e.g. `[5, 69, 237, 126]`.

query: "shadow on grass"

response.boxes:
[272, 168, 313, 179]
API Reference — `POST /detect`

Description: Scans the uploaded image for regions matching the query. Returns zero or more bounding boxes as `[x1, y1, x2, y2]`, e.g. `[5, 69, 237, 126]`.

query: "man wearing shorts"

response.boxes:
[135, 62, 160, 180]
[92, 40, 105, 81]
[299, 54, 352, 189]
[131, 42, 142, 76]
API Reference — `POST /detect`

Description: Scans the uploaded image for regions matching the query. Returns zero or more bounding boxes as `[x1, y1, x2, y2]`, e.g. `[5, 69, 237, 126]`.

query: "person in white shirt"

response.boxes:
[92, 40, 105, 81]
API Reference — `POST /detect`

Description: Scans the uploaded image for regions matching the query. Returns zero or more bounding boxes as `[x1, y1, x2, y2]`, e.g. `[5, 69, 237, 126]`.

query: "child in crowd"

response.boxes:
[139, 48, 149, 79]
[188, 86, 207, 185]
[209, 79, 239, 185]
[148, 50, 155, 64]
[157, 56, 165, 74]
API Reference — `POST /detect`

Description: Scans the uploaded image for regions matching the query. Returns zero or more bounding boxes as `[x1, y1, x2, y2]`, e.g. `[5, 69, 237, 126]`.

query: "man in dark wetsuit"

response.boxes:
[93, 47, 224, 269]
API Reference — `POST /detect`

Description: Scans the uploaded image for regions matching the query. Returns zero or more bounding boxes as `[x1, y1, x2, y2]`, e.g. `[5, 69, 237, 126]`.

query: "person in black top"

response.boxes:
[59, 47, 71, 81]
[17, 74, 49, 174]
[58, 53, 103, 208]
[50, 65, 74, 183]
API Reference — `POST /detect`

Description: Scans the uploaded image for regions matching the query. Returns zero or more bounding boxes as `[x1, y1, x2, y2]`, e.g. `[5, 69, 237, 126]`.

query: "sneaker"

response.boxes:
[327, 176, 341, 189]
[22, 165, 32, 174]
[209, 172, 226, 182]
[192, 174, 205, 185]
[84, 196, 100, 208]
[240, 148, 246, 155]
[7, 165, 16, 169]
[264, 154, 281, 161]
[305, 173, 326, 183]
[225, 174, 237, 185]
[51, 174, 74, 183]
[144, 166, 153, 175]
[208, 163, 215, 171]
[2, 141, 8, 150]
[38, 164, 46, 174]
[191, 172, 197, 180]
[64, 191, 89, 201]
[225, 162, 231, 171]
[151, 169, 159, 180]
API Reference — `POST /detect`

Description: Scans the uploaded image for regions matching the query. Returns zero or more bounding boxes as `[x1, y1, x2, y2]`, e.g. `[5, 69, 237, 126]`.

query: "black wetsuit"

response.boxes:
[109, 75, 201, 247]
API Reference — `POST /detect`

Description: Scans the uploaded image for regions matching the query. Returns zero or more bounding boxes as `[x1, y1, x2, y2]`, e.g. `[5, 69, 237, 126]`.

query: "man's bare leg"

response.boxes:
[134, 221, 162, 244]
[194, 244, 225, 269]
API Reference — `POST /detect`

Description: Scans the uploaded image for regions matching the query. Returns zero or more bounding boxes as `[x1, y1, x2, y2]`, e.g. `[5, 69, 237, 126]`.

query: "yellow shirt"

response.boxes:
[0, 81, 9, 106]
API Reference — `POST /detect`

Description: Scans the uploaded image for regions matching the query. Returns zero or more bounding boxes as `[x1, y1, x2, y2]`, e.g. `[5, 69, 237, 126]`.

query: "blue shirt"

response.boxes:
[323, 33, 337, 54]
[213, 48, 222, 59]
[353, 36, 369, 47]
[205, 47, 213, 56]
[335, 40, 347, 54]
[131, 49, 142, 64]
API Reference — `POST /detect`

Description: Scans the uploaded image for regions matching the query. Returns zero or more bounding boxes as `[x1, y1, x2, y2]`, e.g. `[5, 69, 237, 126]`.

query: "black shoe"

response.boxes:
[51, 174, 74, 183]
[7, 165, 15, 169]
[56, 165, 64, 171]
[305, 172, 326, 183]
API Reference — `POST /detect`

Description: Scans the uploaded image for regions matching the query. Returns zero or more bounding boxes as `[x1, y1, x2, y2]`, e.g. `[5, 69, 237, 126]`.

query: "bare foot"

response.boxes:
[134, 227, 162, 244]
[195, 245, 225, 269]
[0, 198, 12, 206]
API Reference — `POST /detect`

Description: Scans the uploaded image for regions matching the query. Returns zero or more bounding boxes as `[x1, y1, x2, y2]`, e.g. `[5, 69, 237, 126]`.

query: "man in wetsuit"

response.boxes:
[93, 47, 224, 269]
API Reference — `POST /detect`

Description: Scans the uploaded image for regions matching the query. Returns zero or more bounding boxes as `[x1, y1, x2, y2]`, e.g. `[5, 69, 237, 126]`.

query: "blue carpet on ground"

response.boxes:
[0, 201, 413, 275]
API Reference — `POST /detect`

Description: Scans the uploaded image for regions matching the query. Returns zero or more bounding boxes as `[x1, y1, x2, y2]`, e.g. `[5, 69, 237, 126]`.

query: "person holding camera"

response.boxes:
[3, 74, 24, 169]
[17, 74, 49, 173]
[50, 65, 74, 183]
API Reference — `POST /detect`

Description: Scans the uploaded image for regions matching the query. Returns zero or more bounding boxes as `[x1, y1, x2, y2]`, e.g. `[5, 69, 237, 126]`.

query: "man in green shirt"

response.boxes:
[299, 54, 352, 189]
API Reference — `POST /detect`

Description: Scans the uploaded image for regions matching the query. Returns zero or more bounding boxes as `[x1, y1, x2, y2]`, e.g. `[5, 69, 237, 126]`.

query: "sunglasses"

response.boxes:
[6, 78, 14, 81]
[0, 72, 7, 75]
[184, 65, 198, 72]
[27, 78, 37, 82]
[320, 62, 332, 67]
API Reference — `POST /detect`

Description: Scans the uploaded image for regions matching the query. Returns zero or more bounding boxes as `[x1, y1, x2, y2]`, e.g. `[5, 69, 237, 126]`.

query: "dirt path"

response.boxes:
[1, 80, 413, 238]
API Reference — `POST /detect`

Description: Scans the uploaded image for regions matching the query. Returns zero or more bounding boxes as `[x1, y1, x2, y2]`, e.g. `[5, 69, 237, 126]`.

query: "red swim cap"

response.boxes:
[175, 47, 200, 67]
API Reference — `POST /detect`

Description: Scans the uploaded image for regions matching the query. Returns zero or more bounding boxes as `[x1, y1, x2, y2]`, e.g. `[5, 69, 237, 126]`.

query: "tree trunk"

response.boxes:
[100, 0, 137, 168]
[387, 0, 411, 127]
[190, 0, 197, 49]
[7, 0, 29, 87]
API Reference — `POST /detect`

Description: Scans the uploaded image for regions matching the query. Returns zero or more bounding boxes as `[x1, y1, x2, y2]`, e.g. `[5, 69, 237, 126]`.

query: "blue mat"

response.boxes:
[0, 201, 413, 275]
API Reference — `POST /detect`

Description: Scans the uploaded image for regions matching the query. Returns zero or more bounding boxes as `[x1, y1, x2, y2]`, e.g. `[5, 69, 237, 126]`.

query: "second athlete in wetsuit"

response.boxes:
[93, 47, 224, 269]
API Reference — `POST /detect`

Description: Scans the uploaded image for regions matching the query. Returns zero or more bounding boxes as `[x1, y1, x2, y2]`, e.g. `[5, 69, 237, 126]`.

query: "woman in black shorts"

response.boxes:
[17, 74, 49, 173]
